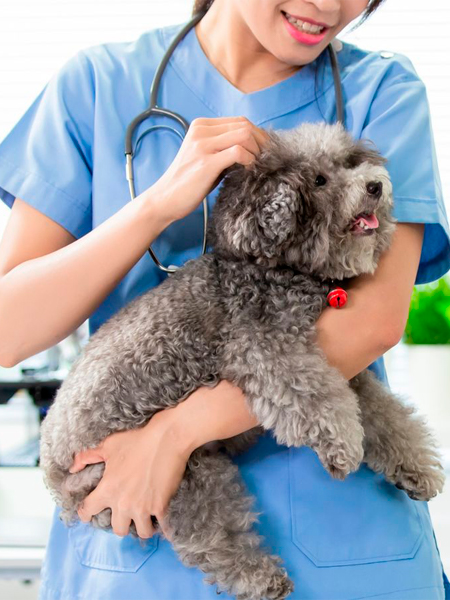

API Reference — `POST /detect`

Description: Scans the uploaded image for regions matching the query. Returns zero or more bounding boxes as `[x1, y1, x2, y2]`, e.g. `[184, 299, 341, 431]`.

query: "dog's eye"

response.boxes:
[315, 175, 327, 187]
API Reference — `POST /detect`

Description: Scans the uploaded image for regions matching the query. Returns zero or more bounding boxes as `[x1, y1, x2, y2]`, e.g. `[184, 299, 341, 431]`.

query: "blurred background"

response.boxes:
[0, 1, 449, 598]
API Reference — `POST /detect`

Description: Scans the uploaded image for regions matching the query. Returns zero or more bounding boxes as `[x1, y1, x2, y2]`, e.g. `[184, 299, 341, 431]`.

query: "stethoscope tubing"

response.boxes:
[125, 9, 344, 274]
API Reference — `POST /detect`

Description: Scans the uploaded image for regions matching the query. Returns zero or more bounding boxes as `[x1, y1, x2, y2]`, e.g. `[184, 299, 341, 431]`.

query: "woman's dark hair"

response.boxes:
[191, 0, 386, 26]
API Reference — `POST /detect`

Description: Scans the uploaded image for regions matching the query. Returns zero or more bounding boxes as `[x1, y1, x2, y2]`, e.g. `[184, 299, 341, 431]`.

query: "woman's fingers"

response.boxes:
[77, 486, 108, 522]
[69, 447, 105, 473]
[156, 510, 174, 542]
[111, 506, 132, 537]
[192, 117, 271, 172]
[191, 115, 249, 127]
[207, 126, 261, 157]
[193, 117, 270, 154]
[133, 513, 156, 539]
[255, 126, 271, 149]
[78, 486, 137, 539]
[213, 144, 256, 171]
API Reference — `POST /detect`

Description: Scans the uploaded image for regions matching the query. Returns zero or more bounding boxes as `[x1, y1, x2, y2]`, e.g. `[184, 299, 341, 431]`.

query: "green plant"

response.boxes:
[404, 275, 450, 344]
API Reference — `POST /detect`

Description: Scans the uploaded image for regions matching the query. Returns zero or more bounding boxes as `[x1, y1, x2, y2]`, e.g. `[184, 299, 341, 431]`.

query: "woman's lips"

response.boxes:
[281, 11, 329, 46]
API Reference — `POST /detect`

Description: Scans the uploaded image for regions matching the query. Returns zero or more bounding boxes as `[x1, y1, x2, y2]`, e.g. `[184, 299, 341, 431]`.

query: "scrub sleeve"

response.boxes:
[0, 21, 449, 600]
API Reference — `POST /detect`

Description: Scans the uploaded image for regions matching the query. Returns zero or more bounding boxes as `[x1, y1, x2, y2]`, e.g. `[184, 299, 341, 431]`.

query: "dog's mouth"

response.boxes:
[350, 212, 379, 236]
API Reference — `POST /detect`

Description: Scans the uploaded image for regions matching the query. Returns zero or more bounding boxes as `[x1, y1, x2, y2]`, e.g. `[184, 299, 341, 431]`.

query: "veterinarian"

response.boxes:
[0, 0, 449, 598]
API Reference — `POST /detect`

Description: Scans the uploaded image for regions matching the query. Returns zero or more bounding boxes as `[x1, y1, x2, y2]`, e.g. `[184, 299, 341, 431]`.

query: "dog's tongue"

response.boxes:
[359, 213, 379, 229]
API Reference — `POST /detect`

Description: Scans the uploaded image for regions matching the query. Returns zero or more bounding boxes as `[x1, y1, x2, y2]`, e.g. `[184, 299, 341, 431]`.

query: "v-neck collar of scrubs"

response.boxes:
[161, 21, 337, 125]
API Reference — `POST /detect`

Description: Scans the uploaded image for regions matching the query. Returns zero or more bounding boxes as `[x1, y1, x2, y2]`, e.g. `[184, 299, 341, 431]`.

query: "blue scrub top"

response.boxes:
[1, 19, 449, 600]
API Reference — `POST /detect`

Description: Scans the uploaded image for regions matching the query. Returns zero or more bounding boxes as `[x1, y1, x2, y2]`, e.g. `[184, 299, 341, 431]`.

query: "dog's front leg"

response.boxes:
[350, 369, 445, 500]
[222, 335, 364, 480]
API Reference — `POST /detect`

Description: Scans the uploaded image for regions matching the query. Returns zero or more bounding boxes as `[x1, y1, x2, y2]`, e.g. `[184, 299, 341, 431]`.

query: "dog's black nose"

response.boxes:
[366, 181, 382, 198]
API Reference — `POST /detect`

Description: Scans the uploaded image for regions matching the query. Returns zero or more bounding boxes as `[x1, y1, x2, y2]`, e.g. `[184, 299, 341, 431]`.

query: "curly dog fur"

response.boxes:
[39, 122, 445, 600]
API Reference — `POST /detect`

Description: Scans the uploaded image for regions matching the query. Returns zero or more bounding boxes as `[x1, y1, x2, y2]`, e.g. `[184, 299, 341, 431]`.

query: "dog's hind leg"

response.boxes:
[165, 447, 294, 600]
[350, 369, 445, 501]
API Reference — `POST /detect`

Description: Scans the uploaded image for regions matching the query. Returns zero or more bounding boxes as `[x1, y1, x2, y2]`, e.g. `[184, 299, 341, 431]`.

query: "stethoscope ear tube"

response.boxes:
[125, 107, 190, 158]
[124, 10, 209, 274]
[125, 107, 189, 198]
[124, 9, 207, 157]
[327, 43, 345, 126]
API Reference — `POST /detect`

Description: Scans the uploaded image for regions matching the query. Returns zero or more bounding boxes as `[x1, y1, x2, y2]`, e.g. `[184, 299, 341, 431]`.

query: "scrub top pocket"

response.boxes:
[288, 446, 425, 568]
[68, 519, 159, 572]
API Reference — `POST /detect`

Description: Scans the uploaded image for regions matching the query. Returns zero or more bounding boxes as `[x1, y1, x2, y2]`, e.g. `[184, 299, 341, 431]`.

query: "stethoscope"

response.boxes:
[125, 8, 345, 274]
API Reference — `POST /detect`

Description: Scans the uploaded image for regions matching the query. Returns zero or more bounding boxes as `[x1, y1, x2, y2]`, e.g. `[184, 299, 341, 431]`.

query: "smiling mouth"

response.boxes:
[281, 11, 328, 33]
[350, 213, 379, 235]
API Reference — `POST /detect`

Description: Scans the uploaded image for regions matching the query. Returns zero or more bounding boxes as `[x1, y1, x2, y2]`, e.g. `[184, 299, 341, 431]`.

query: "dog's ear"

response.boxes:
[345, 139, 387, 169]
[208, 133, 302, 260]
[256, 180, 299, 252]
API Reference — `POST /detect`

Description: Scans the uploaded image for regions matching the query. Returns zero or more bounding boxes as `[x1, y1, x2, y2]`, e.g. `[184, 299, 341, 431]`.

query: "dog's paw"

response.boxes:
[324, 453, 362, 480]
[208, 553, 293, 600]
[393, 464, 445, 501]
[318, 434, 365, 480]
[233, 565, 294, 600]
[261, 569, 294, 600]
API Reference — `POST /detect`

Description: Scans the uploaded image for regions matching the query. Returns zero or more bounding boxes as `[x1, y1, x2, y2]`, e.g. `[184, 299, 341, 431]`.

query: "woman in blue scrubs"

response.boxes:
[0, 0, 449, 598]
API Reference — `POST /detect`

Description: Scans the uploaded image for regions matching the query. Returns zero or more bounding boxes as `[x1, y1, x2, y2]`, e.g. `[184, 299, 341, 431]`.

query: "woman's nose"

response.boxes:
[304, 0, 341, 16]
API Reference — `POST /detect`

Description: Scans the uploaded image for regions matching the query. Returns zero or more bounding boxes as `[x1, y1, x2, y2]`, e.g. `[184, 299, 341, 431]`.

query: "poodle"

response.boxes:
[39, 122, 445, 600]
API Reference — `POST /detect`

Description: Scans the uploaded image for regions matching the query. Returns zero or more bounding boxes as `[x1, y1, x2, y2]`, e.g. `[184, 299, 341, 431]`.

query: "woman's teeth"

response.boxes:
[284, 13, 325, 34]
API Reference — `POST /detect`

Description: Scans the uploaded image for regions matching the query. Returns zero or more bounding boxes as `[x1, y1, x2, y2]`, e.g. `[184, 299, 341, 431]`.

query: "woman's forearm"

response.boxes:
[167, 307, 387, 452]
[167, 380, 260, 455]
[170, 224, 424, 450]
[0, 190, 174, 367]
[313, 294, 391, 380]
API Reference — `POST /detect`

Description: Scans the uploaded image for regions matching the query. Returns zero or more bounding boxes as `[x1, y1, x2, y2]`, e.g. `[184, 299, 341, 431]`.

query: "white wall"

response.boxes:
[0, 0, 449, 239]
[0, 0, 192, 239]
[342, 1, 450, 217]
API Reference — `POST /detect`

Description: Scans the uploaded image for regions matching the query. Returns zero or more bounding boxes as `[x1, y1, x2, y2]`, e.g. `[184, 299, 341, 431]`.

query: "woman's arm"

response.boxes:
[168, 222, 425, 451]
[0, 194, 174, 367]
[0, 116, 267, 367]
[314, 222, 425, 378]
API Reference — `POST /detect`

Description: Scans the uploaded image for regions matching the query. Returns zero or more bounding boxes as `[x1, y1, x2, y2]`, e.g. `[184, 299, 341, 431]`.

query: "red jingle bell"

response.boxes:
[327, 287, 348, 309]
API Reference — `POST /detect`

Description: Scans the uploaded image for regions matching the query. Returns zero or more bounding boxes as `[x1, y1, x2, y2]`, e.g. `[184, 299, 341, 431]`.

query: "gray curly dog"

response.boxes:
[39, 122, 445, 600]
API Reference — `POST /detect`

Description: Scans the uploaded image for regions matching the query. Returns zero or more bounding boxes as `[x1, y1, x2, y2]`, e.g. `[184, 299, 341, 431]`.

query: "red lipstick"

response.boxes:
[281, 11, 329, 46]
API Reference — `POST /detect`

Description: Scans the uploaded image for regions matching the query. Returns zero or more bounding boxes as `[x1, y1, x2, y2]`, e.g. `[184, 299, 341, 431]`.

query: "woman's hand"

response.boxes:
[68, 408, 193, 541]
[145, 116, 271, 224]
[68, 380, 259, 541]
